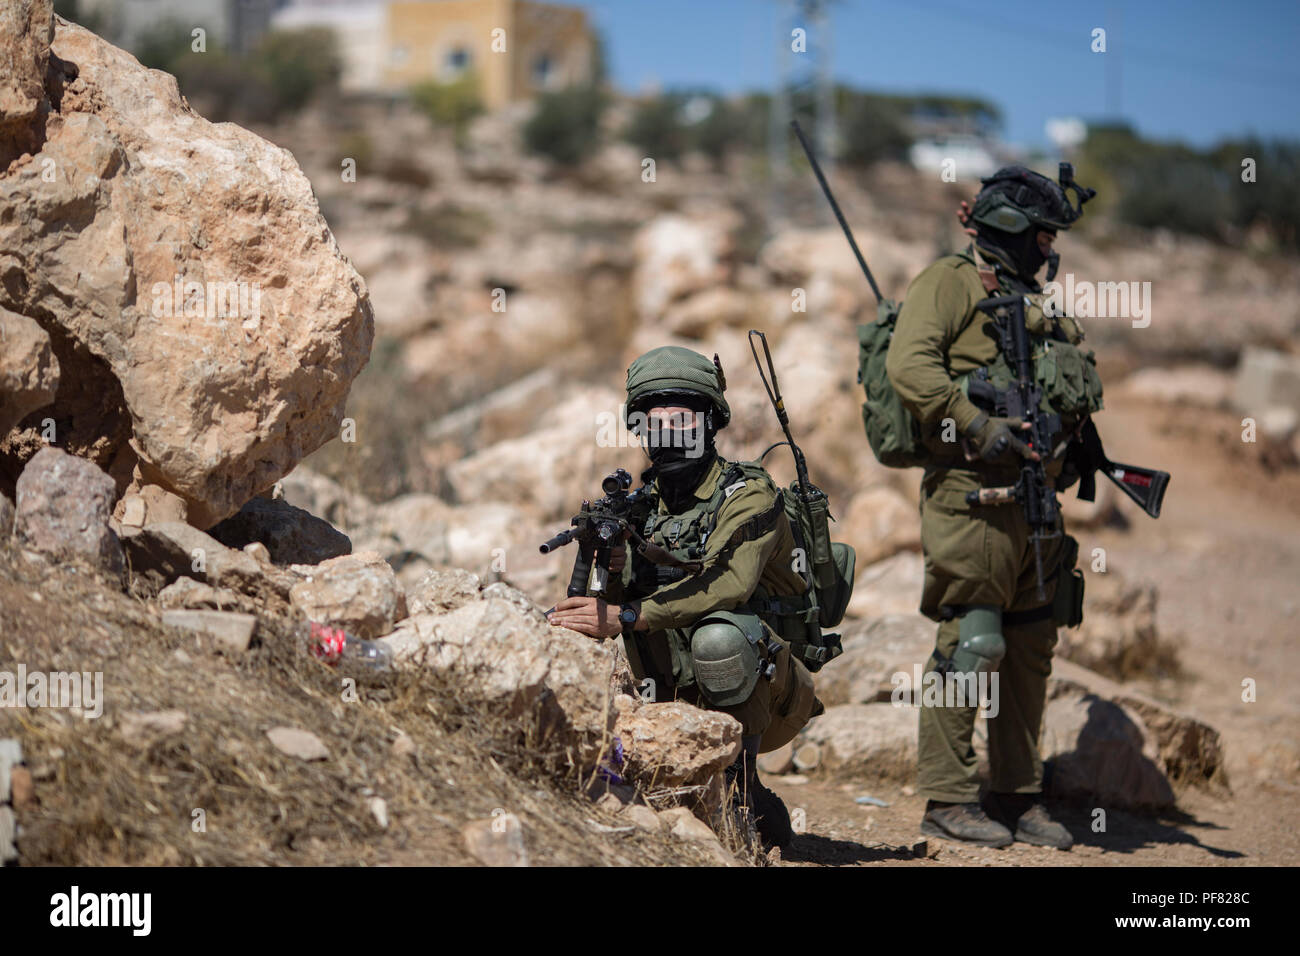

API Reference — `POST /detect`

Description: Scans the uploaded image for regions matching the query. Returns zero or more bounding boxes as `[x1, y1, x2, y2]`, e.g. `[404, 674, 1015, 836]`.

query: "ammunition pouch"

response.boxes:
[1051, 534, 1085, 628]
[742, 591, 843, 673]
[758, 633, 821, 754]
[960, 337, 1104, 450]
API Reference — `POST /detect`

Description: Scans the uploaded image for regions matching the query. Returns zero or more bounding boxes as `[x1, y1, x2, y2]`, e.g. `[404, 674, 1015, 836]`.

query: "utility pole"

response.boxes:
[767, 0, 838, 231]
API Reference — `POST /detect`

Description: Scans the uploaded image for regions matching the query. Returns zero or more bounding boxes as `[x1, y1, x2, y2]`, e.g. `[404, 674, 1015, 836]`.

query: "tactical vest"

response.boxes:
[860, 250, 1103, 468]
[641, 460, 846, 673]
[959, 278, 1106, 441]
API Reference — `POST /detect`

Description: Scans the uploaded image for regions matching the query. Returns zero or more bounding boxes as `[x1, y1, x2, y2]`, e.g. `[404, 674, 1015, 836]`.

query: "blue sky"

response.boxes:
[580, 0, 1300, 149]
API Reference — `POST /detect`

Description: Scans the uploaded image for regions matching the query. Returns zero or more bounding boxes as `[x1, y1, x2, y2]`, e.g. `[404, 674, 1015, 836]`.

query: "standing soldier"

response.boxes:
[885, 167, 1103, 849]
[547, 346, 826, 850]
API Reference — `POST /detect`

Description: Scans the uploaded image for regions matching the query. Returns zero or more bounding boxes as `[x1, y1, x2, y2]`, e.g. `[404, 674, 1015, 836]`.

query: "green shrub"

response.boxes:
[624, 94, 689, 161]
[1215, 138, 1300, 249]
[688, 96, 745, 168]
[523, 85, 607, 166]
[253, 28, 342, 114]
[409, 73, 483, 139]
[131, 19, 201, 72]
[401, 202, 490, 248]
[135, 25, 340, 123]
[838, 95, 912, 167]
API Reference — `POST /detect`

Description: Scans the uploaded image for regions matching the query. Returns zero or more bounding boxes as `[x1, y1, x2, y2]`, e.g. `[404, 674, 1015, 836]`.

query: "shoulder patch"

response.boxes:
[723, 480, 746, 498]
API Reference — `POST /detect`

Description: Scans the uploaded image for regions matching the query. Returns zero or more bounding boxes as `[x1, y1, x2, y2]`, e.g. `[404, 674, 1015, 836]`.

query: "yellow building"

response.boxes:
[383, 0, 595, 109]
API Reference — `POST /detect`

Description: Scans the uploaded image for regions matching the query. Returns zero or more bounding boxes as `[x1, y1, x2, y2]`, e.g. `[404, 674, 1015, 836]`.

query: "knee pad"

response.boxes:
[950, 605, 1005, 675]
[690, 611, 764, 707]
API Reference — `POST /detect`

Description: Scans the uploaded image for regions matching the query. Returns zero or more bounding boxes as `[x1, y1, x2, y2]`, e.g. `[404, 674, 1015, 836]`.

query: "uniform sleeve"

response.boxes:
[638, 481, 784, 632]
[885, 263, 985, 433]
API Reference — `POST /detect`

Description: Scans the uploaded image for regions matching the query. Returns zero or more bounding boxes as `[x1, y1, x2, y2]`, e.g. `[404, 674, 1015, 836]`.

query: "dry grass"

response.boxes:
[0, 544, 746, 866]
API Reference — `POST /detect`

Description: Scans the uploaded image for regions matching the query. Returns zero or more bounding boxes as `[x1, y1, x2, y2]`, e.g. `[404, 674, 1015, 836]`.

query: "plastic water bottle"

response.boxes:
[308, 621, 392, 671]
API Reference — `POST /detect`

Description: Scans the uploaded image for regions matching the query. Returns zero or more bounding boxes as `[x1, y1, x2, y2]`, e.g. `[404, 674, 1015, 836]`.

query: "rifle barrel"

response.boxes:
[539, 528, 576, 553]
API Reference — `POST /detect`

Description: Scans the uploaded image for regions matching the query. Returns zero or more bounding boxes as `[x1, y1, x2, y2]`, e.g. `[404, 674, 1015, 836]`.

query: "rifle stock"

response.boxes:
[1101, 460, 1168, 518]
[1075, 418, 1169, 519]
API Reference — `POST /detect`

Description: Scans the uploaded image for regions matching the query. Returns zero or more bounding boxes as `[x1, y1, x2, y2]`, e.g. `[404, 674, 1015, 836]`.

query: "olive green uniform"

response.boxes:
[885, 248, 1091, 803]
[609, 456, 813, 740]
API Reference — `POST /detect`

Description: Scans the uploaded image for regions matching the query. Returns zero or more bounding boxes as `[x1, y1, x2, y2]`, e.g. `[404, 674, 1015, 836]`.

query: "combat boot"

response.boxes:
[983, 792, 1074, 849]
[727, 736, 793, 849]
[921, 800, 1014, 848]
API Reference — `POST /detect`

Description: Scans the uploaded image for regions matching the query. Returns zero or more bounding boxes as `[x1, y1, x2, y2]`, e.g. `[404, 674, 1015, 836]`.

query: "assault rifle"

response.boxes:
[963, 294, 1063, 600]
[963, 294, 1170, 598]
[540, 468, 699, 604]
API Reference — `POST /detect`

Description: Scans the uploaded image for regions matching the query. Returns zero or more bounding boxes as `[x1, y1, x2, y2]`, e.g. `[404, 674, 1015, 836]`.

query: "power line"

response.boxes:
[873, 0, 1300, 92]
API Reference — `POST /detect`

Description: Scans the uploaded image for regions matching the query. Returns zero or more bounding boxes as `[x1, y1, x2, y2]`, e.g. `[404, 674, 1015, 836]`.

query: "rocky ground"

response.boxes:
[3, 2, 1299, 867]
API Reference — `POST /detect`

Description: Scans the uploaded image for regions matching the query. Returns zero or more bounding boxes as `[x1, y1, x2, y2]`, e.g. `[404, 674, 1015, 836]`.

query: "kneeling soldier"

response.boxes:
[548, 346, 822, 849]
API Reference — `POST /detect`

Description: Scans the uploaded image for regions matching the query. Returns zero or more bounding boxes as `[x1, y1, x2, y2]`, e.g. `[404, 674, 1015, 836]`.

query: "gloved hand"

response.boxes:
[965, 412, 1039, 463]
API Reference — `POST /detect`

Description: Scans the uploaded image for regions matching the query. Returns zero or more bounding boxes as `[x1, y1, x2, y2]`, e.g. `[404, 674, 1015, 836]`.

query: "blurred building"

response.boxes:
[383, 0, 593, 107]
[909, 135, 999, 180]
[905, 102, 1003, 179]
[272, 0, 594, 104]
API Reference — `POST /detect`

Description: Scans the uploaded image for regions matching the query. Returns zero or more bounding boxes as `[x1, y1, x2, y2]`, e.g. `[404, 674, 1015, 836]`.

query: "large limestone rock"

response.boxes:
[406, 567, 482, 615]
[817, 613, 935, 707]
[1042, 658, 1225, 808]
[838, 485, 921, 568]
[289, 551, 407, 639]
[445, 386, 631, 519]
[800, 702, 918, 780]
[0, 306, 59, 436]
[377, 594, 736, 793]
[846, 551, 924, 620]
[0, 1, 53, 162]
[14, 446, 122, 575]
[0, 8, 373, 526]
[380, 597, 619, 766]
[758, 227, 932, 320]
[1233, 346, 1300, 419]
[613, 701, 742, 791]
[1040, 680, 1174, 809]
[632, 211, 738, 322]
[660, 286, 754, 339]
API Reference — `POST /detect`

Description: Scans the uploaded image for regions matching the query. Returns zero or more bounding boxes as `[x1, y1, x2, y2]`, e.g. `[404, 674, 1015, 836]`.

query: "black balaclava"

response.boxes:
[636, 392, 719, 512]
[975, 223, 1054, 284]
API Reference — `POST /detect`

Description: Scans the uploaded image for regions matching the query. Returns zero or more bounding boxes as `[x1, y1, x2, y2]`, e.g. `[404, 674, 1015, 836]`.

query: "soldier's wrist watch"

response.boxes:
[619, 602, 639, 632]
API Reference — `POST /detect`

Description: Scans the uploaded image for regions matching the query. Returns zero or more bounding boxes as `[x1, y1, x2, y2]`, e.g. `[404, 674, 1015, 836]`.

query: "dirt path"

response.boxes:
[770, 374, 1300, 867]
[769, 776, 1300, 866]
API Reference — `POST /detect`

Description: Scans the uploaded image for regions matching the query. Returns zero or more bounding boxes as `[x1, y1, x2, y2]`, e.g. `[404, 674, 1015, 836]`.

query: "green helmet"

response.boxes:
[969, 163, 1096, 280]
[625, 346, 731, 428]
[970, 163, 1095, 235]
